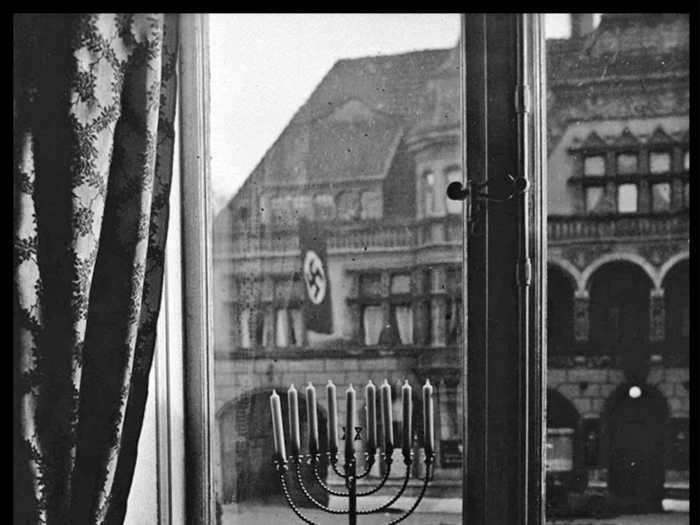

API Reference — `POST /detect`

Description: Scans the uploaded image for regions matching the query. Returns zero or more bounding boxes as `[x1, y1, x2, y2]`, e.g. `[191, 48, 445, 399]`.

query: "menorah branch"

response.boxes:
[270, 379, 436, 524]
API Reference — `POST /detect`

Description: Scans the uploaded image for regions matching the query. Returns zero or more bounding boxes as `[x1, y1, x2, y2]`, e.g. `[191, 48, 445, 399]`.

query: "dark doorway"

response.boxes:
[219, 389, 329, 504]
[605, 384, 667, 513]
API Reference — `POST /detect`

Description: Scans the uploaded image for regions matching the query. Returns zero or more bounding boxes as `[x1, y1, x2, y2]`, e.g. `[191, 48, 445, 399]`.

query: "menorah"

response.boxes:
[269, 379, 435, 524]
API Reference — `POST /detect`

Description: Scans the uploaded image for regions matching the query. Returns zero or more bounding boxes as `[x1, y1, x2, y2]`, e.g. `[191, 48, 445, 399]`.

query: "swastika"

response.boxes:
[303, 250, 326, 304]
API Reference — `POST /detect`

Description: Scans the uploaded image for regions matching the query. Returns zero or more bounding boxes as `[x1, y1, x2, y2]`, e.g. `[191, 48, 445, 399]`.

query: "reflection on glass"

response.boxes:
[211, 13, 462, 524]
[546, 12, 689, 522]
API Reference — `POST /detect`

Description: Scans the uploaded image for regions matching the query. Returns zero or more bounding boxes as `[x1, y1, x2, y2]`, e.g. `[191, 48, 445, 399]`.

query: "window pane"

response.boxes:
[584, 155, 605, 176]
[546, 13, 689, 521]
[683, 150, 689, 171]
[651, 183, 671, 212]
[211, 14, 463, 523]
[585, 186, 605, 214]
[617, 153, 638, 174]
[617, 183, 638, 213]
[650, 151, 671, 174]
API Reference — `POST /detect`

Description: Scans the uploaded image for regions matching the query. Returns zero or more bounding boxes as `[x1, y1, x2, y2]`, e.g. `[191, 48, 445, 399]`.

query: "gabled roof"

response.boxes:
[234, 48, 451, 195]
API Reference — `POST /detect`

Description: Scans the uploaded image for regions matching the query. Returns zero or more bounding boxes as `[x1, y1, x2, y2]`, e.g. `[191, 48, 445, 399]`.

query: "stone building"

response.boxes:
[212, 13, 689, 511]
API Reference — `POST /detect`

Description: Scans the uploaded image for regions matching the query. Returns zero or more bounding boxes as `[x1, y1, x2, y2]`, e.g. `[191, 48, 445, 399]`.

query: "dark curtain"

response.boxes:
[14, 14, 178, 525]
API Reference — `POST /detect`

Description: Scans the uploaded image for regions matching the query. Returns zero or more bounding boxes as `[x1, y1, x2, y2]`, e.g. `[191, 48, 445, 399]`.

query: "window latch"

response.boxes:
[446, 173, 529, 203]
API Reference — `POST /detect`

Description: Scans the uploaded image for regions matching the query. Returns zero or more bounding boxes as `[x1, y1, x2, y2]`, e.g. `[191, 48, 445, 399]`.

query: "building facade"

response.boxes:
[212, 14, 689, 512]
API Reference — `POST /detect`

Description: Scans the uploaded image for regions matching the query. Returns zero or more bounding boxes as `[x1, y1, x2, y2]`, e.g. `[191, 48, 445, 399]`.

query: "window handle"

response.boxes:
[446, 174, 529, 203]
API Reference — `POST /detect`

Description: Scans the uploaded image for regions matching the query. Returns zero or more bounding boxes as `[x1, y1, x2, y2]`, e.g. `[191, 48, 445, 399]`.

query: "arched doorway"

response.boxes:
[604, 384, 668, 513]
[218, 389, 329, 504]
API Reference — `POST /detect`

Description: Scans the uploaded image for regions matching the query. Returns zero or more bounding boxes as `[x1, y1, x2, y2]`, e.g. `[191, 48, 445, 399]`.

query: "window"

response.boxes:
[683, 149, 689, 171]
[649, 151, 671, 174]
[170, 12, 689, 525]
[423, 171, 436, 216]
[617, 183, 638, 213]
[583, 155, 605, 176]
[616, 152, 638, 174]
[585, 186, 605, 214]
[651, 182, 671, 212]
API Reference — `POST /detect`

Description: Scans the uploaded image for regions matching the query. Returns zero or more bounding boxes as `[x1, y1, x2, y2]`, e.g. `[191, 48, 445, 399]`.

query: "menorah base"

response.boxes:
[273, 450, 434, 525]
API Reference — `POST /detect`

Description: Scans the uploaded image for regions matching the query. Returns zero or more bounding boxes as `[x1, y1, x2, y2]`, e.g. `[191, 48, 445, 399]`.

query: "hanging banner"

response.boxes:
[299, 218, 333, 333]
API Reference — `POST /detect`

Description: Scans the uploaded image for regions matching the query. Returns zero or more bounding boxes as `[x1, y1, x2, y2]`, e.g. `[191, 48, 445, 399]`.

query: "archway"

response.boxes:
[218, 389, 329, 504]
[588, 261, 653, 356]
[663, 259, 689, 353]
[547, 264, 575, 356]
[604, 383, 668, 513]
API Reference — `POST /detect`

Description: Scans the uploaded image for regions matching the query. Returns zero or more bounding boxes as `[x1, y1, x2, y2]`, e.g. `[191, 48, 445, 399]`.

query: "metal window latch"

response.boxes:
[446, 174, 529, 203]
[447, 175, 529, 237]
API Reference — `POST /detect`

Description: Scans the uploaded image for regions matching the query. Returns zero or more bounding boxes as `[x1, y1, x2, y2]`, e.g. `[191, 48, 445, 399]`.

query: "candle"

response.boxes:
[288, 384, 300, 457]
[380, 379, 394, 453]
[345, 384, 356, 462]
[423, 379, 434, 458]
[365, 380, 377, 457]
[270, 390, 286, 459]
[306, 382, 319, 455]
[401, 380, 412, 456]
[327, 380, 338, 454]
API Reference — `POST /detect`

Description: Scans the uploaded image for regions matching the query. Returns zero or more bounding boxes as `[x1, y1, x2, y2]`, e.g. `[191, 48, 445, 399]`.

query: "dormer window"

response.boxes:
[583, 155, 605, 176]
[649, 151, 671, 174]
[616, 153, 638, 175]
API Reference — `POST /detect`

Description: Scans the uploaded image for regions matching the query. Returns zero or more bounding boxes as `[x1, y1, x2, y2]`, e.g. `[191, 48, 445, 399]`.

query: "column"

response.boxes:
[431, 267, 447, 346]
[574, 290, 590, 342]
[262, 277, 275, 349]
[649, 288, 665, 342]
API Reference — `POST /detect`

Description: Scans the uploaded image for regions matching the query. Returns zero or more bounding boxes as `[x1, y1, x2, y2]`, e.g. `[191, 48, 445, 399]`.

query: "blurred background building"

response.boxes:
[212, 13, 689, 514]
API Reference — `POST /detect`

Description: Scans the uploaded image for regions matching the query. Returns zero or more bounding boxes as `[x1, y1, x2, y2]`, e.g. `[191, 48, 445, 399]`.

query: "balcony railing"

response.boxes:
[215, 212, 689, 258]
[548, 212, 689, 243]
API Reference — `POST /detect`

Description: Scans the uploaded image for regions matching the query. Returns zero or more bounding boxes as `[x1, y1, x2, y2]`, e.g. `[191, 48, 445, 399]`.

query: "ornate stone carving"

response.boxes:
[562, 244, 614, 271]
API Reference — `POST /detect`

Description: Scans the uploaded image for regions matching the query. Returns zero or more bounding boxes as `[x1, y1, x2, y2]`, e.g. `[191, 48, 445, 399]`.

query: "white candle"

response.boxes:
[306, 382, 319, 455]
[327, 380, 338, 454]
[402, 380, 412, 456]
[380, 379, 394, 453]
[365, 380, 377, 457]
[270, 390, 286, 459]
[288, 384, 300, 456]
[345, 384, 356, 462]
[423, 379, 434, 457]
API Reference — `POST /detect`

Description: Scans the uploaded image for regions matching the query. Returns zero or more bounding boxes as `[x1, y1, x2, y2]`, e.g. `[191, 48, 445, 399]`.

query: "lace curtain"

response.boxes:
[14, 14, 178, 525]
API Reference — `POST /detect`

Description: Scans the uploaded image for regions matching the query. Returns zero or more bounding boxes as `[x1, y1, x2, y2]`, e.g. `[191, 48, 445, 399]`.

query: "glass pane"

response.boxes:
[585, 186, 604, 214]
[650, 151, 671, 174]
[616, 153, 638, 175]
[651, 183, 671, 212]
[683, 150, 689, 171]
[210, 14, 463, 523]
[584, 155, 606, 176]
[546, 12, 690, 522]
[617, 183, 638, 213]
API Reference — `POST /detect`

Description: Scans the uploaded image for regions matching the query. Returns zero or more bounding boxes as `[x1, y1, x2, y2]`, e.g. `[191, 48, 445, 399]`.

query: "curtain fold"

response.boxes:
[14, 13, 178, 525]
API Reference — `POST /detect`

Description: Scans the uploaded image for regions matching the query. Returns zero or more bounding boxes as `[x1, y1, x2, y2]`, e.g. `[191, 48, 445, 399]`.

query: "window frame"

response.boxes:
[177, 13, 547, 525]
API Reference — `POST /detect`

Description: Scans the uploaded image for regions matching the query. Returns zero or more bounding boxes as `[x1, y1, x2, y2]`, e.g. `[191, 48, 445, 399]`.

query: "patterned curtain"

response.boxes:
[14, 14, 178, 525]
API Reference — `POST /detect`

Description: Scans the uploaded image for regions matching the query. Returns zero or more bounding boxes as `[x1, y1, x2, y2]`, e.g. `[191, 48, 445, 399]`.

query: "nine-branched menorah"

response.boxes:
[269, 378, 435, 524]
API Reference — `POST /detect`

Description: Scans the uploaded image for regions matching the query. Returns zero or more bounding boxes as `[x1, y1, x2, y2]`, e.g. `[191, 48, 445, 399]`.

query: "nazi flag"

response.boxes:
[299, 218, 333, 334]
